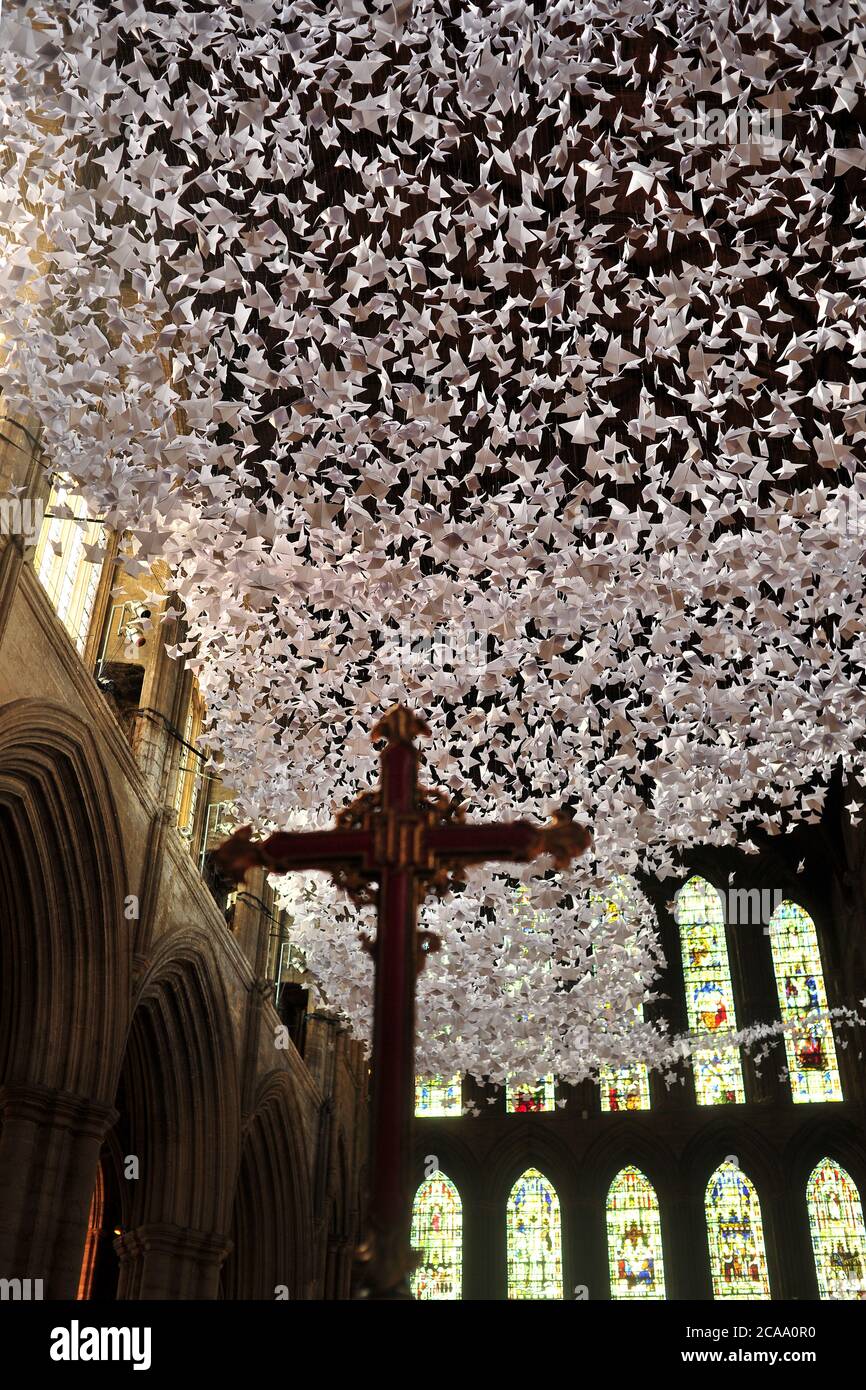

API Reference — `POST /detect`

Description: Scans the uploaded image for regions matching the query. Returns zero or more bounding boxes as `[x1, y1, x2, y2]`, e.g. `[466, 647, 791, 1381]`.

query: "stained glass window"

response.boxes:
[33, 483, 104, 654]
[507, 1168, 563, 1299]
[705, 1162, 771, 1299]
[595, 882, 651, 1111]
[415, 1075, 462, 1117]
[601, 1066, 651, 1112]
[677, 876, 745, 1105]
[807, 1158, 866, 1299]
[506, 1075, 555, 1113]
[410, 1171, 462, 1300]
[607, 1166, 666, 1299]
[768, 902, 842, 1103]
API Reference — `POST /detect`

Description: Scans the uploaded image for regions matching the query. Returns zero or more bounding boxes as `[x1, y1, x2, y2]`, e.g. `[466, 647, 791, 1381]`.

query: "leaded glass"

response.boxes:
[410, 1171, 462, 1299]
[706, 1162, 771, 1299]
[506, 1075, 555, 1113]
[415, 1075, 462, 1117]
[507, 1168, 563, 1299]
[600, 1065, 651, 1112]
[606, 1166, 666, 1299]
[807, 1158, 866, 1299]
[597, 882, 651, 1111]
[33, 483, 104, 654]
[768, 902, 842, 1103]
[677, 876, 745, 1105]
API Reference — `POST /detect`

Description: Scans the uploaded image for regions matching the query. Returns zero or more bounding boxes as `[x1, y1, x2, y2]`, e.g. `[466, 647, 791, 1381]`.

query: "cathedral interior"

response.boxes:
[1, 1, 866, 1323]
[1, 413, 864, 1301]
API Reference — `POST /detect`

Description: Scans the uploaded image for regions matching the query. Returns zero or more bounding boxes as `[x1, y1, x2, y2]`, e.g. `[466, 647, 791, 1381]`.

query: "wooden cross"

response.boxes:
[213, 705, 591, 1298]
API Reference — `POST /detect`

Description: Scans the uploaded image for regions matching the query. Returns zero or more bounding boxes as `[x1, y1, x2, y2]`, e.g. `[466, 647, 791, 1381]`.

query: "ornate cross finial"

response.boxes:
[371, 704, 430, 746]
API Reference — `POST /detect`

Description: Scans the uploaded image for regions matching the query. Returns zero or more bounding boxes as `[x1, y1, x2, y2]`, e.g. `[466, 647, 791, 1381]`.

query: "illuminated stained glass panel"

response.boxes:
[596, 884, 650, 1111]
[507, 1168, 563, 1299]
[607, 1166, 666, 1299]
[807, 1159, 866, 1299]
[410, 1171, 462, 1300]
[677, 876, 745, 1105]
[415, 1075, 462, 1117]
[706, 1162, 771, 1300]
[768, 902, 842, 1104]
[506, 1075, 555, 1113]
[600, 1065, 651, 1112]
[33, 483, 104, 653]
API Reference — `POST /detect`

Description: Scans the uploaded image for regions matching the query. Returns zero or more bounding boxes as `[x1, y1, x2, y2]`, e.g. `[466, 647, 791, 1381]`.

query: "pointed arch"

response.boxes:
[807, 1158, 866, 1299]
[0, 700, 129, 1100]
[676, 876, 744, 1105]
[410, 1170, 462, 1300]
[506, 1168, 563, 1299]
[222, 1072, 315, 1300]
[768, 902, 842, 1103]
[606, 1166, 666, 1299]
[119, 940, 241, 1240]
[705, 1161, 770, 1299]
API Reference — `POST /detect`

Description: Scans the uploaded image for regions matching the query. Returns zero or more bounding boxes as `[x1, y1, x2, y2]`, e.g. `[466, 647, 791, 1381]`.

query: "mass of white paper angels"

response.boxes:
[1, 0, 865, 1081]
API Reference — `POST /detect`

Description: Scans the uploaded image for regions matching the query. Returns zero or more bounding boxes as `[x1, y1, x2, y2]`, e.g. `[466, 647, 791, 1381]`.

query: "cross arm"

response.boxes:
[427, 808, 591, 872]
[211, 823, 373, 882]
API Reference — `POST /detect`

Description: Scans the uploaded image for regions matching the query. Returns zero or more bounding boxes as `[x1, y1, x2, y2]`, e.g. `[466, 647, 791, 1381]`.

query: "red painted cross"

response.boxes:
[214, 704, 591, 1297]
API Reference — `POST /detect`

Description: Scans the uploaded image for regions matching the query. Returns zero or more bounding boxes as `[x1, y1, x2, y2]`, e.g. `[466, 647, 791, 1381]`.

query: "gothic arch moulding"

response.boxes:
[222, 1071, 315, 1300]
[116, 936, 242, 1244]
[0, 699, 129, 1102]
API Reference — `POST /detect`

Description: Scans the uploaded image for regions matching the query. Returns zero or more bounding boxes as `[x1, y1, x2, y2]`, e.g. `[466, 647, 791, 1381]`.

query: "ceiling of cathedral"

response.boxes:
[2, 0, 865, 1077]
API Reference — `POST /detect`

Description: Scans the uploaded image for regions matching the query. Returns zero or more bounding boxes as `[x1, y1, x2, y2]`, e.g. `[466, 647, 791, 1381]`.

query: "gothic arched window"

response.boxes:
[410, 1171, 462, 1300]
[506, 1168, 563, 1299]
[606, 1166, 666, 1299]
[705, 1161, 771, 1299]
[33, 481, 105, 654]
[677, 876, 745, 1105]
[596, 880, 650, 1111]
[415, 1075, 462, 1117]
[807, 1158, 866, 1299]
[768, 902, 842, 1103]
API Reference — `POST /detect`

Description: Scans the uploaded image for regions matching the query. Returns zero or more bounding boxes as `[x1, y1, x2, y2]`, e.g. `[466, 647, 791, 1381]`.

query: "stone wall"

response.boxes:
[0, 401, 368, 1299]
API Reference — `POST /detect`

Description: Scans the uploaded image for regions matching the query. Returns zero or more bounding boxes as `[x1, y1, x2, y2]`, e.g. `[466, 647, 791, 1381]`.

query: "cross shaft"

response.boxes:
[214, 704, 591, 1297]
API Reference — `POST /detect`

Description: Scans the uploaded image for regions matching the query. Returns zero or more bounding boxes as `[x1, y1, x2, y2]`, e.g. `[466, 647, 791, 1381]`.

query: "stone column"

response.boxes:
[0, 1082, 116, 1299]
[0, 539, 25, 650]
[115, 1224, 232, 1299]
[325, 1235, 353, 1299]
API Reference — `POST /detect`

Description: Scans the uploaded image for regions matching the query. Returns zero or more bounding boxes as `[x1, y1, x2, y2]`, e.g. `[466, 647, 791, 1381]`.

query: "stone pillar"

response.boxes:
[128, 610, 186, 795]
[0, 402, 46, 650]
[305, 1013, 339, 1096]
[0, 539, 25, 650]
[325, 1235, 353, 1299]
[231, 868, 270, 975]
[115, 1224, 231, 1300]
[0, 1082, 116, 1299]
